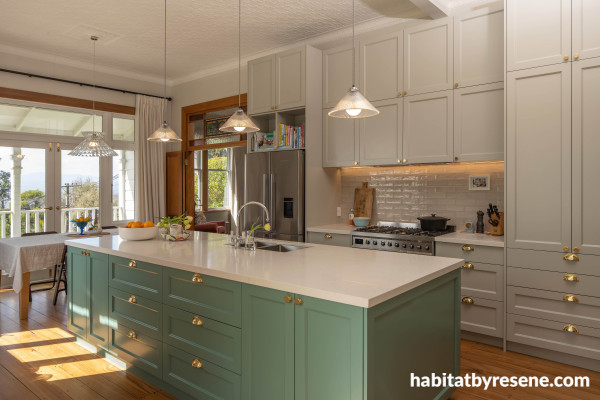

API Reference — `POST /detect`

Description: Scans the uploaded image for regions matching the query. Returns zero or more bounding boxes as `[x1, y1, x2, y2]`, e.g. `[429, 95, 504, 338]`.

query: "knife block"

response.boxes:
[489, 212, 504, 236]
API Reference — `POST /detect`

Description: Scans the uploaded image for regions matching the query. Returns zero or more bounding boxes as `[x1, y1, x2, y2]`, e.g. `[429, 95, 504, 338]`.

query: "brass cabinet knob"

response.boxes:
[562, 294, 579, 303]
[127, 330, 137, 339]
[275, 106, 279, 110]
[56, 206, 62, 210]
[324, 233, 333, 239]
[192, 358, 204, 369]
[402, 159, 407, 164]
[462, 262, 474, 269]
[563, 246, 570, 252]
[192, 316, 204, 326]
[284, 295, 292, 303]
[454, 82, 459, 88]
[574, 53, 579, 60]
[462, 244, 474, 252]
[461, 297, 474, 305]
[81, 250, 85, 255]
[573, 247, 579, 253]
[562, 324, 579, 334]
[354, 161, 359, 166]
[454, 156, 459, 161]
[563, 274, 579, 282]
[563, 253, 580, 262]
[128, 259, 137, 268]
[397, 159, 401, 163]
[397, 92, 402, 97]
[128, 295, 137, 304]
[403, 91, 407, 96]
[192, 273, 204, 284]
[294, 298, 303, 306]
[564, 55, 569, 61]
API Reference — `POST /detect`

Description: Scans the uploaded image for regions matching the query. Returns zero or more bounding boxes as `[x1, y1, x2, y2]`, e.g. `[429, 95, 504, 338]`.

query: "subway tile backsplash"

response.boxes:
[341, 163, 504, 232]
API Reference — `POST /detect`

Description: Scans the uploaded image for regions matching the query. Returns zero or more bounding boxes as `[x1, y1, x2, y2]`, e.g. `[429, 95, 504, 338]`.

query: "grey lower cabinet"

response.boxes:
[436, 242, 504, 339]
[307, 231, 352, 247]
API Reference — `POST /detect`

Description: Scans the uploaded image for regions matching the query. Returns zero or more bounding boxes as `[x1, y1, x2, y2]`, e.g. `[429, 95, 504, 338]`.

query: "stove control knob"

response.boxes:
[365, 240, 370, 245]
[409, 244, 415, 249]
[394, 242, 400, 247]
[373, 241, 377, 245]
[425, 245, 430, 251]
[402, 244, 407, 248]
[387, 242, 392, 247]
[416, 245, 422, 250]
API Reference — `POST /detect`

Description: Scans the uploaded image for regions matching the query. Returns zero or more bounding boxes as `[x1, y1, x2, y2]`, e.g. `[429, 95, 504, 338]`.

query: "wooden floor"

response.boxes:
[0, 287, 598, 400]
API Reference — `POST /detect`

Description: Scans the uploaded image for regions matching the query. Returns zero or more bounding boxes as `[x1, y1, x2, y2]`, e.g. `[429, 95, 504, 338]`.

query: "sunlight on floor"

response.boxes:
[0, 327, 74, 346]
[37, 358, 122, 381]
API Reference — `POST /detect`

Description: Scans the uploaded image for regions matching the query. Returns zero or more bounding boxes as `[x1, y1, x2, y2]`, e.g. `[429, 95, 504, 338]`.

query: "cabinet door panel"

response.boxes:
[359, 33, 402, 101]
[87, 251, 109, 349]
[572, 59, 600, 255]
[67, 249, 88, 338]
[276, 47, 305, 110]
[461, 297, 504, 337]
[322, 109, 358, 167]
[323, 45, 356, 108]
[454, 82, 504, 162]
[359, 98, 402, 166]
[403, 90, 453, 164]
[572, 0, 600, 60]
[295, 296, 363, 400]
[404, 18, 453, 95]
[248, 55, 275, 115]
[454, 6, 504, 87]
[507, 65, 571, 252]
[506, 0, 571, 71]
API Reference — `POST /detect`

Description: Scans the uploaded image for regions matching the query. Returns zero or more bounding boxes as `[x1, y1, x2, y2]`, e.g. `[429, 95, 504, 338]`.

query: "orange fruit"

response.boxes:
[143, 221, 154, 228]
[126, 221, 133, 228]
[133, 221, 144, 228]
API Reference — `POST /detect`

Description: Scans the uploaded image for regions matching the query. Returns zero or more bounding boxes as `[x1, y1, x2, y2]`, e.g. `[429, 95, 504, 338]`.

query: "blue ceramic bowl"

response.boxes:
[353, 217, 370, 227]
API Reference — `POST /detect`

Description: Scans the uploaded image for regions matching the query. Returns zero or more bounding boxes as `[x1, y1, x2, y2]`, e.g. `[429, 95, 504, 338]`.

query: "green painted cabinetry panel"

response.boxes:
[109, 322, 162, 379]
[109, 287, 162, 340]
[241, 284, 294, 400]
[163, 343, 241, 400]
[87, 251, 109, 350]
[294, 295, 365, 400]
[109, 255, 163, 302]
[67, 248, 88, 339]
[163, 267, 242, 327]
[163, 304, 242, 374]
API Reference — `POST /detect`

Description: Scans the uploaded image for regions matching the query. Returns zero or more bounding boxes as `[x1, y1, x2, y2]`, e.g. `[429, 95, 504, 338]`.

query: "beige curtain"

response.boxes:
[135, 95, 167, 222]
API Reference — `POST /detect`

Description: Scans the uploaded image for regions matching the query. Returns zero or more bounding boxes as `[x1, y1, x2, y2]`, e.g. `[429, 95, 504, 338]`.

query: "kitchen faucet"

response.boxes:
[236, 201, 271, 246]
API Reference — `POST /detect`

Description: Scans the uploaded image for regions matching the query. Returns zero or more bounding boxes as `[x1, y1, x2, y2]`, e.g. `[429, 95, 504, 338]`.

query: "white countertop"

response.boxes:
[434, 232, 505, 248]
[66, 232, 462, 308]
[306, 224, 356, 234]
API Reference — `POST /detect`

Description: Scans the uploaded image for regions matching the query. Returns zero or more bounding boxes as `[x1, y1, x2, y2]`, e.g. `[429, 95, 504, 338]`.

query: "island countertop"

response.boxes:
[65, 232, 463, 308]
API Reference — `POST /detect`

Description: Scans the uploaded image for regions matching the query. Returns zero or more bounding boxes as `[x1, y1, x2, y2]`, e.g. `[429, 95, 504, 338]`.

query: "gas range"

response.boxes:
[351, 222, 455, 255]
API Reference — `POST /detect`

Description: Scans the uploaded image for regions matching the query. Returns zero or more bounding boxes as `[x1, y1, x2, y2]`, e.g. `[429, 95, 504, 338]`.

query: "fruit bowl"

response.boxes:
[71, 219, 91, 235]
[160, 231, 191, 241]
[118, 226, 158, 241]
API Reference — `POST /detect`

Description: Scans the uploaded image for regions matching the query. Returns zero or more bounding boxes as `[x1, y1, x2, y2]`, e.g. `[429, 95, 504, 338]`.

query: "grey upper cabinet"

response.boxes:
[572, 0, 600, 60]
[402, 90, 453, 164]
[454, 82, 504, 162]
[572, 58, 600, 256]
[358, 98, 402, 166]
[322, 108, 358, 167]
[454, 5, 504, 88]
[506, 0, 571, 71]
[403, 18, 453, 96]
[506, 64, 572, 252]
[359, 32, 403, 102]
[248, 55, 276, 115]
[323, 44, 356, 109]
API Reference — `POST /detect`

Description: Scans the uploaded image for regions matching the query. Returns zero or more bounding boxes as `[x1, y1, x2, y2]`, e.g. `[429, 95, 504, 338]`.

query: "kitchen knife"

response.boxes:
[493, 205, 500, 218]
[487, 208, 492, 218]
[488, 218, 499, 227]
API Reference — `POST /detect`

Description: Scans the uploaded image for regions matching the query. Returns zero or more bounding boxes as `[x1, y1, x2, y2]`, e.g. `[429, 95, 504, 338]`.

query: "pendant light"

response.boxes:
[219, 0, 259, 133]
[148, 0, 182, 142]
[328, 0, 379, 119]
[69, 36, 118, 157]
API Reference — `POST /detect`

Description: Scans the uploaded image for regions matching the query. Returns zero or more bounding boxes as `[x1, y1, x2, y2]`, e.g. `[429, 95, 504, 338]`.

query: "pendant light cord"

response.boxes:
[163, 0, 167, 123]
[91, 36, 97, 133]
[352, 0, 355, 87]
[238, 0, 241, 108]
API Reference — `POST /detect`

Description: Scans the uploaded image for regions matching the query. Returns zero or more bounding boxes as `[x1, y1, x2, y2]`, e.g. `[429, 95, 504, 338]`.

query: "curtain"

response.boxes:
[229, 146, 246, 234]
[135, 95, 167, 222]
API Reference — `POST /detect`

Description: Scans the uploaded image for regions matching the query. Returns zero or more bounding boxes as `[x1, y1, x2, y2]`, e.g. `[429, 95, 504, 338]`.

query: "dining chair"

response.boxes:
[23, 231, 59, 301]
[53, 245, 68, 305]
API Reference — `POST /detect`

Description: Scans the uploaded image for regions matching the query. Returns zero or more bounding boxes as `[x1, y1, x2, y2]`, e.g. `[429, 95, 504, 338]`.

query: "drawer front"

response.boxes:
[163, 268, 242, 327]
[461, 262, 504, 301]
[109, 255, 163, 301]
[436, 242, 503, 265]
[507, 286, 600, 329]
[508, 248, 600, 276]
[163, 343, 241, 400]
[507, 313, 600, 361]
[507, 267, 600, 298]
[163, 304, 242, 374]
[460, 296, 503, 337]
[109, 323, 162, 379]
[109, 287, 162, 340]
[307, 231, 351, 247]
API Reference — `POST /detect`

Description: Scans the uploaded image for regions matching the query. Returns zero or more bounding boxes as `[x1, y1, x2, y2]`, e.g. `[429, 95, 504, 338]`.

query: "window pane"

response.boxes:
[207, 148, 231, 209]
[112, 150, 135, 221]
[61, 153, 99, 232]
[0, 103, 102, 137]
[113, 117, 135, 142]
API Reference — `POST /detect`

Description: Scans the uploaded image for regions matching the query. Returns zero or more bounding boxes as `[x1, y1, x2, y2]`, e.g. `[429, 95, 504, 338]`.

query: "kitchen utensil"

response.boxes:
[354, 181, 375, 220]
[353, 217, 370, 227]
[488, 218, 499, 227]
[417, 214, 450, 231]
[489, 211, 504, 236]
[493, 205, 500, 218]
[118, 226, 159, 241]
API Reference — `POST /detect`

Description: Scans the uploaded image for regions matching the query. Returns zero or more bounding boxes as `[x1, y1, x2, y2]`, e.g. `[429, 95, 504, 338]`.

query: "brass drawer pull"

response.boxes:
[294, 298, 303, 306]
[128, 259, 137, 268]
[562, 324, 579, 334]
[192, 316, 204, 326]
[563, 253, 580, 262]
[461, 297, 474, 304]
[563, 294, 579, 303]
[127, 330, 137, 339]
[462, 262, 474, 269]
[192, 273, 204, 284]
[192, 358, 204, 369]
[284, 295, 292, 303]
[462, 244, 474, 252]
[563, 274, 579, 282]
[128, 295, 137, 304]
[324, 233, 332, 239]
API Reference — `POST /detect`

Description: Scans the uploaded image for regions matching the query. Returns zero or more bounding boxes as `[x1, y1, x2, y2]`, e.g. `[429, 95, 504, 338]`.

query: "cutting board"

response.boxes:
[353, 181, 375, 219]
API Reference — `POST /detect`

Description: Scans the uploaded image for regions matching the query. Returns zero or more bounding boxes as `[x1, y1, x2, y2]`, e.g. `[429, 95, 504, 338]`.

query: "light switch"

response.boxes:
[336, 207, 342, 217]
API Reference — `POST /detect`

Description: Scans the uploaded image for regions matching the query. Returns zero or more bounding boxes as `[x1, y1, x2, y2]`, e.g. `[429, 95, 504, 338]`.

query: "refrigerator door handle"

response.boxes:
[270, 173, 276, 232]
[262, 174, 268, 227]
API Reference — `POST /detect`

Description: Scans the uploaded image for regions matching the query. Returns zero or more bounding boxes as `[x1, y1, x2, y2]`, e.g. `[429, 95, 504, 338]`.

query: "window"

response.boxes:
[113, 117, 135, 142]
[112, 150, 135, 221]
[195, 148, 232, 210]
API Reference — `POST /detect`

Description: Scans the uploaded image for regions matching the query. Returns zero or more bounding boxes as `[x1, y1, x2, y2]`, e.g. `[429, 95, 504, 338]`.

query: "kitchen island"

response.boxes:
[65, 232, 463, 400]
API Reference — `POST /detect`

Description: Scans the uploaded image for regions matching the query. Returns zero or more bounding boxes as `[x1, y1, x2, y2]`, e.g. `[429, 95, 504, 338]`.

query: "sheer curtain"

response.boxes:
[135, 95, 167, 222]
[230, 146, 246, 234]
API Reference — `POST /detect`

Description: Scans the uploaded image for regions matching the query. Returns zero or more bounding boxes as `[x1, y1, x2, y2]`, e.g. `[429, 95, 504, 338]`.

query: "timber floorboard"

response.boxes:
[0, 287, 599, 399]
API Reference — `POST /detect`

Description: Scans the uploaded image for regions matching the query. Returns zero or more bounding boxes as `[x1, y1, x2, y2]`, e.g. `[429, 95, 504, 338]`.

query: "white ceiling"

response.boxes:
[0, 0, 481, 85]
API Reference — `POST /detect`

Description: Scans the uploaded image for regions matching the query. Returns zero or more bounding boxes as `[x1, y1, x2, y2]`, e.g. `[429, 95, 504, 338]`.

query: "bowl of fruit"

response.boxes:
[71, 217, 92, 235]
[118, 220, 158, 241]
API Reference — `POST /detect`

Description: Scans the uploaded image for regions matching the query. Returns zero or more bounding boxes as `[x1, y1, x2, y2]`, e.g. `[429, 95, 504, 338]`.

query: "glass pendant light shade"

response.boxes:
[69, 131, 118, 157]
[220, 108, 260, 133]
[148, 121, 182, 142]
[328, 85, 380, 118]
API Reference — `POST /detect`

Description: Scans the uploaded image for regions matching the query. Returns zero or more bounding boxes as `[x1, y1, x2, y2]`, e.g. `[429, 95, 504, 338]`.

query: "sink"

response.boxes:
[255, 241, 307, 252]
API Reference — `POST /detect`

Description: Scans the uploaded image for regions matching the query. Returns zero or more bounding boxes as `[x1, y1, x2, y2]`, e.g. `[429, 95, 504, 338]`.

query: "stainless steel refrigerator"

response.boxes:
[244, 150, 304, 242]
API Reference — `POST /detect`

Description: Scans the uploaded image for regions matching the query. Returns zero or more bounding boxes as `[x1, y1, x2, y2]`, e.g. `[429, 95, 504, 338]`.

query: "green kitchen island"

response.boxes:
[65, 232, 463, 400]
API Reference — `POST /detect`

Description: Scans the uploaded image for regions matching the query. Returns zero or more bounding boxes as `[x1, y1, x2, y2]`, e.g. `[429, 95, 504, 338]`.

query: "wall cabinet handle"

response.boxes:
[324, 233, 332, 239]
[128, 260, 137, 268]
[127, 330, 137, 339]
[462, 244, 474, 252]
[461, 297, 474, 304]
[563, 274, 579, 282]
[562, 294, 579, 303]
[562, 324, 578, 334]
[462, 262, 474, 269]
[294, 298, 303, 306]
[192, 316, 204, 326]
[563, 253, 579, 262]
[128, 295, 137, 304]
[563, 55, 569, 61]
[284, 295, 292, 303]
[192, 358, 204, 369]
[192, 273, 204, 284]
[573, 53, 579, 60]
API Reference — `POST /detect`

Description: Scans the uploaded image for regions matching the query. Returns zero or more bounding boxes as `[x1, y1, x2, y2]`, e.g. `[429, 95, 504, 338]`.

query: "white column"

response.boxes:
[10, 148, 23, 238]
